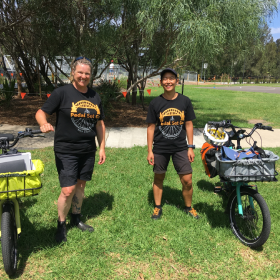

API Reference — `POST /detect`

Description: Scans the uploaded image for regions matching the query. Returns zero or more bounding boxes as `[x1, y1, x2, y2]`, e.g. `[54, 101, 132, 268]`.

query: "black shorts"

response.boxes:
[55, 152, 96, 188]
[153, 150, 192, 175]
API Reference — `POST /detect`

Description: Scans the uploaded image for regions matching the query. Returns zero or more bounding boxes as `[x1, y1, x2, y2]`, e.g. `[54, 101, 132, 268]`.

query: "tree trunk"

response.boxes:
[15, 59, 22, 98]
[126, 69, 132, 103]
[39, 59, 54, 89]
[55, 66, 57, 87]
[131, 40, 139, 106]
[139, 89, 145, 110]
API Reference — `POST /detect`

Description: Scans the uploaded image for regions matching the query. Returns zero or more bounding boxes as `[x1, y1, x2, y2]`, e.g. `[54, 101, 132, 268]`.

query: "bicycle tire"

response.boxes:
[1, 204, 18, 276]
[228, 187, 271, 248]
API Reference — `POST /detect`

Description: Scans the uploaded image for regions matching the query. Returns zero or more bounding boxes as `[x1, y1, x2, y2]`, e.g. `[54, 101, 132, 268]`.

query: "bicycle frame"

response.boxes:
[0, 199, 21, 238]
[226, 147, 255, 217]
[205, 120, 276, 248]
[0, 128, 44, 276]
[207, 121, 273, 217]
[231, 182, 255, 216]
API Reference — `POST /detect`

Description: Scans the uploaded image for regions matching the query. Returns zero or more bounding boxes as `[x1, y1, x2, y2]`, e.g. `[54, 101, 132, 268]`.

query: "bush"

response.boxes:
[94, 80, 122, 115]
[238, 77, 243, 84]
[118, 77, 128, 89]
[0, 75, 5, 84]
[0, 79, 16, 107]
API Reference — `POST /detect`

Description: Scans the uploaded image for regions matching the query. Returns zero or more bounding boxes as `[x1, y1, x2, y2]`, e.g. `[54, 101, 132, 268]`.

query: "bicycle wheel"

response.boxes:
[228, 187, 271, 248]
[1, 204, 18, 276]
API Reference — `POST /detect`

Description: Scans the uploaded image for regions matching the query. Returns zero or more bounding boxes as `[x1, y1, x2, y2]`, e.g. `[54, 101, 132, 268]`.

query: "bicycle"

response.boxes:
[0, 128, 44, 276]
[201, 120, 279, 248]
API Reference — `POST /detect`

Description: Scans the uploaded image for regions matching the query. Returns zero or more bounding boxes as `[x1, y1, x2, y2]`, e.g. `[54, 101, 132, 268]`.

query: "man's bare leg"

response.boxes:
[179, 173, 193, 207]
[180, 173, 200, 219]
[153, 173, 165, 206]
[57, 185, 76, 222]
[70, 179, 94, 232]
[71, 179, 86, 214]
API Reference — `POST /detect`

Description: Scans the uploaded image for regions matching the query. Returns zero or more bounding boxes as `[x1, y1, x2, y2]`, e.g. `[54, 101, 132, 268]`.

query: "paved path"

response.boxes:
[202, 86, 280, 94]
[0, 124, 279, 149]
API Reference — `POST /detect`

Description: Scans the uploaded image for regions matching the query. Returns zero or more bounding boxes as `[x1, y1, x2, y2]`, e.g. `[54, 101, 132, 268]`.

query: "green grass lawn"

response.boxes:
[140, 84, 280, 128]
[188, 83, 280, 87]
[1, 147, 280, 279]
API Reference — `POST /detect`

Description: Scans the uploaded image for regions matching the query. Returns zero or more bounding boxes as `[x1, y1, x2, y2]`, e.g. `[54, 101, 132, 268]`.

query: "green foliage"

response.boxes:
[94, 80, 122, 115]
[0, 79, 16, 107]
[118, 77, 128, 89]
[33, 79, 55, 94]
[1, 0, 278, 97]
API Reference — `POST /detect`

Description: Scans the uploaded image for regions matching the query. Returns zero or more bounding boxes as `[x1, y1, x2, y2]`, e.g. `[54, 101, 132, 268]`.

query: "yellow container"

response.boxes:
[0, 160, 44, 200]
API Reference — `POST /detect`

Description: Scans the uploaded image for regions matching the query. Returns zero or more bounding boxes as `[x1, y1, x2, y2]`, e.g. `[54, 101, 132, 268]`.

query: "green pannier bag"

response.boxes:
[0, 160, 44, 200]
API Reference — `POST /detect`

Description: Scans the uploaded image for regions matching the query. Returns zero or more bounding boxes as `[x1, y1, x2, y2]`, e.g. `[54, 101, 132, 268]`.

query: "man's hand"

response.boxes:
[147, 151, 154, 165]
[98, 148, 106, 165]
[188, 148, 195, 163]
[40, 123, 54, 133]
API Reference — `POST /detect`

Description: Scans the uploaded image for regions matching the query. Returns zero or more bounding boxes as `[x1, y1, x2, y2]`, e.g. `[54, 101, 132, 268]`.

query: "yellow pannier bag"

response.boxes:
[0, 160, 44, 200]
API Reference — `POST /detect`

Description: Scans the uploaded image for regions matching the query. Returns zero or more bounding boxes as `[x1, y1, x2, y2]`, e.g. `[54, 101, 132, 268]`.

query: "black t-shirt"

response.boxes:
[146, 93, 196, 153]
[41, 84, 104, 154]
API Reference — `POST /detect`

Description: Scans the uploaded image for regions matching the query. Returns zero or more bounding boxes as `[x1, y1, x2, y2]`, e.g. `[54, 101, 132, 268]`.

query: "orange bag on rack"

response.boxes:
[200, 142, 219, 178]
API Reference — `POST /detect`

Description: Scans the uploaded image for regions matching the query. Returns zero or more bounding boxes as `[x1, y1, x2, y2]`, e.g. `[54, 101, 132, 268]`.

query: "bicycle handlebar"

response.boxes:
[0, 134, 14, 141]
[31, 130, 43, 134]
[207, 120, 274, 149]
[207, 120, 231, 128]
[0, 128, 43, 151]
[207, 120, 273, 132]
[261, 125, 273, 131]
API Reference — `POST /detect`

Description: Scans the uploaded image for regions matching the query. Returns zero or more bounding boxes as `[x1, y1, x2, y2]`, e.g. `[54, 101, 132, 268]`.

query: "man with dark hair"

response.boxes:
[146, 68, 200, 220]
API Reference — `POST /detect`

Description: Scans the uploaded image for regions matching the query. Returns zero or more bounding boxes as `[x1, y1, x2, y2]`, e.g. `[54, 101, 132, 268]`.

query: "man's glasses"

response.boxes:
[74, 56, 91, 63]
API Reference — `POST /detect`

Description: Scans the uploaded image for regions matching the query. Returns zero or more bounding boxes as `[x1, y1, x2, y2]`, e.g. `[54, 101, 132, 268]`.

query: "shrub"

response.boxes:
[94, 79, 122, 115]
[0, 75, 5, 84]
[118, 77, 127, 89]
[0, 79, 16, 107]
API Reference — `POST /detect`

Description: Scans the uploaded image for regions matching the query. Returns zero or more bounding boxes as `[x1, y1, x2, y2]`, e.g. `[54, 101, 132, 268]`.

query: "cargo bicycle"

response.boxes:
[0, 128, 44, 276]
[201, 120, 279, 248]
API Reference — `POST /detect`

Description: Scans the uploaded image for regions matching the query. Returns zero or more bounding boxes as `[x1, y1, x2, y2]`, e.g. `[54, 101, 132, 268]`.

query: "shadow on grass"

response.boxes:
[12, 191, 113, 278]
[13, 201, 57, 278]
[147, 185, 184, 209]
[195, 202, 228, 228]
[197, 179, 217, 192]
[147, 183, 229, 228]
[81, 191, 114, 218]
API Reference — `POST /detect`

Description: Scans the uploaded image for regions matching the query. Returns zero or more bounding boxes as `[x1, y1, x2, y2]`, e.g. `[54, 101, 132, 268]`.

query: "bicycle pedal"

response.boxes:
[214, 186, 222, 193]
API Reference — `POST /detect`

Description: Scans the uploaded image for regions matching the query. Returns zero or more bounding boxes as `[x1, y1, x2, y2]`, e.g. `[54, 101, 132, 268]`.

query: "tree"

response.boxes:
[123, 0, 277, 98]
[0, 0, 118, 93]
[0, 0, 277, 98]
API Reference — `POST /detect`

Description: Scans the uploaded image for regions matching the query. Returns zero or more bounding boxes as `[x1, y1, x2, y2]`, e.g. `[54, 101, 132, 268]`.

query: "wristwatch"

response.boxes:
[188, 145, 195, 149]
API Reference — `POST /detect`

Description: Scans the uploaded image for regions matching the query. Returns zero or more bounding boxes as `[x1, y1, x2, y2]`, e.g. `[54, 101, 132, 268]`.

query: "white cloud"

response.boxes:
[270, 27, 280, 34]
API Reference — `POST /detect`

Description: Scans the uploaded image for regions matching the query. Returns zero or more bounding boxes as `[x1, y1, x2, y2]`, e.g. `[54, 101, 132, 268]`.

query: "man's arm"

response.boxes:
[96, 120, 106, 165]
[185, 120, 195, 163]
[35, 109, 54, 133]
[147, 123, 156, 165]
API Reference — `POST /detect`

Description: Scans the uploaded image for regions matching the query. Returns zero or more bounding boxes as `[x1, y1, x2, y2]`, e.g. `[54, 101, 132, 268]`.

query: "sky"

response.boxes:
[268, 2, 280, 41]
